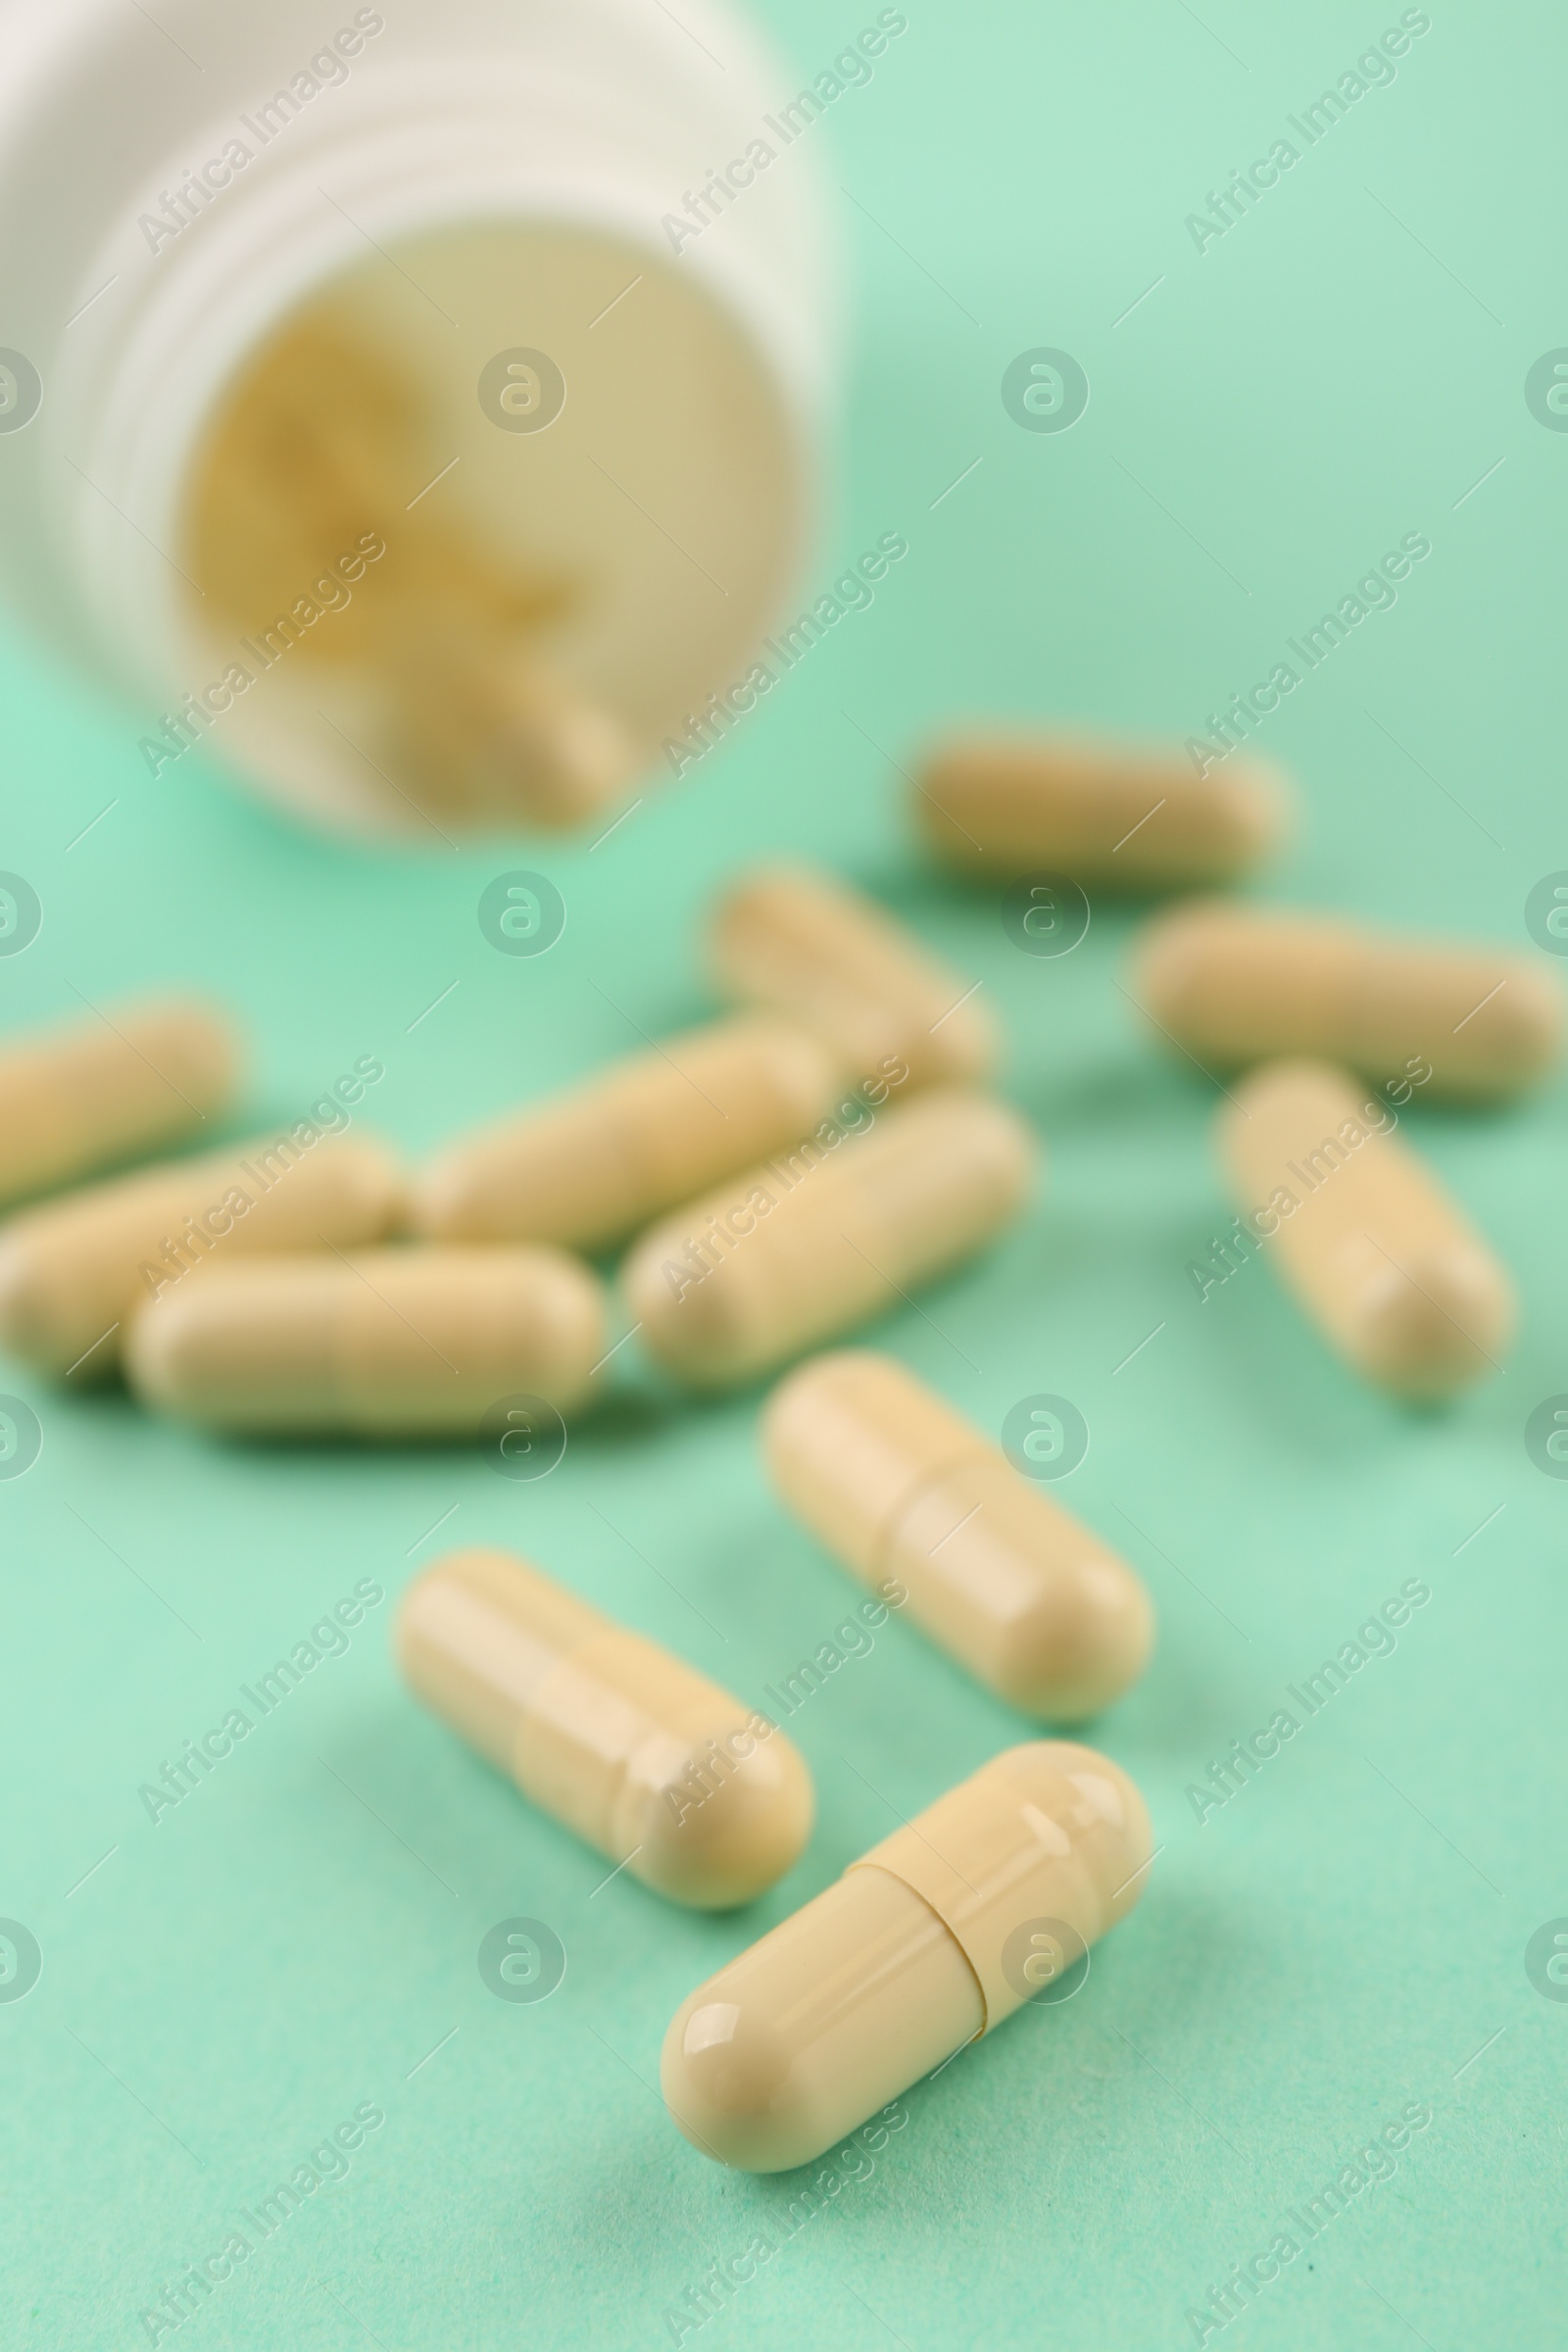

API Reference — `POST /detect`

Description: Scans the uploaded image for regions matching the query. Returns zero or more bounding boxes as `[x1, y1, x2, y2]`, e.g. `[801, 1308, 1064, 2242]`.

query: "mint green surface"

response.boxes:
[4, 4, 1565, 2346]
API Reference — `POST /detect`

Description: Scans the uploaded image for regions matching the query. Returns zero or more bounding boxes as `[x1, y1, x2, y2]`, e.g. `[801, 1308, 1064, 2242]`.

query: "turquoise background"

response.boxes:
[3, 1, 1565, 2344]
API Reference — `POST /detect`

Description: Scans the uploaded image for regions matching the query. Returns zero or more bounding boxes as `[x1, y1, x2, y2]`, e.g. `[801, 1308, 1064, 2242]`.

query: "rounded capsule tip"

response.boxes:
[998, 1553, 1157, 1722]
[1211, 758, 1292, 871]
[661, 1993, 798, 2167]
[0, 1235, 40, 1359]
[982, 1739, 1155, 1939]
[635, 1728, 815, 1910]
[1353, 1245, 1516, 1400]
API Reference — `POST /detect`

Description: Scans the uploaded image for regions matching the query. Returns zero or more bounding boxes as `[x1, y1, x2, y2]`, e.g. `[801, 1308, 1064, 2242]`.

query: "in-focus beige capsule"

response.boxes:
[398, 1547, 813, 1907]
[413, 1015, 842, 1253]
[623, 1089, 1036, 1388]
[126, 1247, 604, 1434]
[0, 996, 240, 1209]
[0, 1132, 404, 1379]
[914, 731, 1288, 887]
[662, 1740, 1152, 2170]
[706, 863, 998, 1090]
[1134, 901, 1563, 1102]
[764, 1352, 1152, 1718]
[1218, 1059, 1515, 1398]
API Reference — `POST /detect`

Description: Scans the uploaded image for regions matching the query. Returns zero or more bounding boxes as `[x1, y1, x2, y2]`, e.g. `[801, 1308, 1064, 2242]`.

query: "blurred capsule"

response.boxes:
[126, 1246, 604, 1434]
[0, 1132, 404, 1378]
[1134, 901, 1563, 1102]
[707, 862, 997, 1089]
[1217, 1059, 1514, 1397]
[915, 731, 1288, 887]
[0, 997, 240, 1209]
[414, 1015, 843, 1253]
[623, 1089, 1036, 1388]
[394, 626, 641, 831]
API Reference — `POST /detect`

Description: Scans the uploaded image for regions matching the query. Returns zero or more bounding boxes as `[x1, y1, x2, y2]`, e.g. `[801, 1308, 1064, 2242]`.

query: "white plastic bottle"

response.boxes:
[0, 0, 835, 836]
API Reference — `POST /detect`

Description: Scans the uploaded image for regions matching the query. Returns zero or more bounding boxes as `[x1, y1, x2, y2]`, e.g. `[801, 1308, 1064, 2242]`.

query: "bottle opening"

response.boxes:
[176, 218, 804, 836]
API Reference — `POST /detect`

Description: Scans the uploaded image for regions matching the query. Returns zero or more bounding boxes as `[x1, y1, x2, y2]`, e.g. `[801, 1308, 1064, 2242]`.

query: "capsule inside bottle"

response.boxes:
[662, 1740, 1152, 2169]
[178, 221, 806, 835]
[398, 1547, 814, 1908]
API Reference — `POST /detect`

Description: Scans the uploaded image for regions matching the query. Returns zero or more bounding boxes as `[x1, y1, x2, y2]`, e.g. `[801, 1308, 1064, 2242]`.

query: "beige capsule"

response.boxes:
[1218, 1059, 1515, 1398]
[706, 862, 998, 1090]
[413, 1015, 843, 1254]
[1134, 901, 1563, 1102]
[915, 731, 1288, 887]
[0, 1131, 404, 1379]
[126, 1246, 604, 1434]
[662, 1739, 1152, 2170]
[0, 996, 240, 1209]
[764, 1352, 1152, 1719]
[390, 606, 643, 831]
[398, 1546, 814, 1907]
[623, 1089, 1037, 1388]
